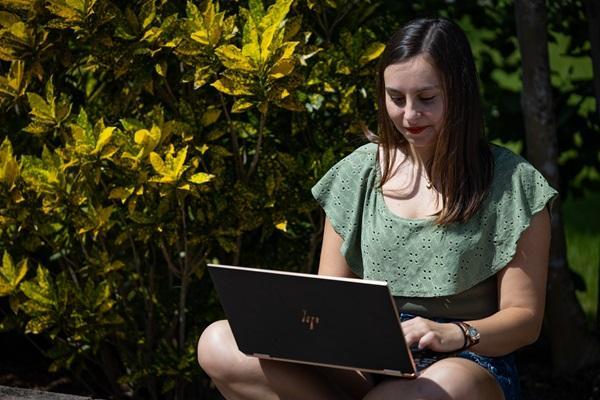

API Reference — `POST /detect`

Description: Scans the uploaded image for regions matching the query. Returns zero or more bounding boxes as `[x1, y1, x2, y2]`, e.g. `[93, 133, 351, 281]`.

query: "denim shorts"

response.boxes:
[399, 312, 521, 400]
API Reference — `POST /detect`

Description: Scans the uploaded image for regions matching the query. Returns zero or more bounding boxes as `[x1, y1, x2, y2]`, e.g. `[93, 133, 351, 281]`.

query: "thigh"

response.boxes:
[313, 366, 375, 399]
[199, 320, 374, 400]
[364, 357, 505, 400]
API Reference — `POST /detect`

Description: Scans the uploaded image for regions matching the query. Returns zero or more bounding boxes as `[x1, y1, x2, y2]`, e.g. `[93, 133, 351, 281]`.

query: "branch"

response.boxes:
[178, 197, 189, 353]
[159, 239, 181, 278]
[219, 92, 243, 180]
[247, 111, 266, 179]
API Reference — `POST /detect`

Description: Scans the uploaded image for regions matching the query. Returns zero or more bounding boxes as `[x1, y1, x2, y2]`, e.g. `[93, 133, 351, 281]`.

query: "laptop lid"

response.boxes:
[207, 263, 417, 377]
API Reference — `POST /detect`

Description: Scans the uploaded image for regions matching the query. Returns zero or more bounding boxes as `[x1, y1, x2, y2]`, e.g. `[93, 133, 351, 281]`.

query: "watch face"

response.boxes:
[467, 326, 481, 341]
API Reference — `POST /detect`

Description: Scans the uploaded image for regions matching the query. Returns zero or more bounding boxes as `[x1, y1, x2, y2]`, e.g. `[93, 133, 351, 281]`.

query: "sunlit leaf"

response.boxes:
[109, 187, 135, 203]
[215, 45, 255, 72]
[140, 0, 156, 30]
[0, 137, 20, 189]
[275, 220, 287, 232]
[20, 265, 53, 306]
[91, 127, 115, 155]
[25, 314, 53, 334]
[231, 98, 254, 113]
[358, 42, 385, 66]
[211, 77, 253, 96]
[188, 172, 214, 185]
[200, 108, 221, 126]
[269, 58, 295, 79]
[0, 251, 28, 296]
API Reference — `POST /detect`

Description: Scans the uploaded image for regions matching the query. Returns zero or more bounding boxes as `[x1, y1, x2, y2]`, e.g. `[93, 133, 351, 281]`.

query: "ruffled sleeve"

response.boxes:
[311, 143, 379, 277]
[486, 145, 559, 274]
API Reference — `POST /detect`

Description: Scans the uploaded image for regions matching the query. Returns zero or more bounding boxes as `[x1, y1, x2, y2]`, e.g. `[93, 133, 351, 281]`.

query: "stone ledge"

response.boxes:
[0, 385, 97, 399]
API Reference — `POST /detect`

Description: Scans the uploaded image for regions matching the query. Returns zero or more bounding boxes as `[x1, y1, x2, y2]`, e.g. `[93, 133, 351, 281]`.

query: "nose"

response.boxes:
[404, 100, 422, 122]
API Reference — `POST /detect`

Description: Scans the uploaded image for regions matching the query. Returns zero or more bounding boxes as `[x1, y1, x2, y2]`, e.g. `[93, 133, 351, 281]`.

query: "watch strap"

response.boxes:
[451, 321, 479, 351]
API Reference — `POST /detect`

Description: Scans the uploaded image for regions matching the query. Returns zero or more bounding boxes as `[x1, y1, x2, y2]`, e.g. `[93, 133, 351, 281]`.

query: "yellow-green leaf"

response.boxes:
[0, 60, 28, 104]
[191, 28, 209, 45]
[27, 92, 53, 122]
[0, 11, 20, 28]
[211, 78, 253, 96]
[25, 315, 53, 334]
[194, 65, 212, 89]
[91, 127, 115, 155]
[358, 42, 385, 66]
[275, 220, 287, 232]
[259, 0, 293, 33]
[215, 45, 255, 72]
[109, 186, 134, 203]
[140, 0, 156, 30]
[188, 172, 214, 185]
[260, 23, 278, 61]
[241, 42, 260, 63]
[149, 152, 166, 175]
[0, 251, 28, 296]
[200, 108, 221, 126]
[0, 137, 19, 188]
[231, 98, 254, 113]
[278, 41, 298, 60]
[171, 146, 188, 178]
[142, 26, 162, 42]
[155, 62, 166, 77]
[149, 146, 188, 183]
[196, 144, 209, 154]
[20, 266, 53, 306]
[134, 126, 160, 158]
[269, 58, 295, 79]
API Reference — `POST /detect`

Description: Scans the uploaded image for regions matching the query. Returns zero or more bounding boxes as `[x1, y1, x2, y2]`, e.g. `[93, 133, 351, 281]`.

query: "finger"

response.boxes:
[404, 327, 426, 348]
[405, 316, 436, 332]
[418, 331, 438, 350]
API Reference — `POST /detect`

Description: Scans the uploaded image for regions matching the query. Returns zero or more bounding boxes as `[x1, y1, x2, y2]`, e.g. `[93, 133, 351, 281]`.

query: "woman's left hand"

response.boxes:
[401, 316, 465, 353]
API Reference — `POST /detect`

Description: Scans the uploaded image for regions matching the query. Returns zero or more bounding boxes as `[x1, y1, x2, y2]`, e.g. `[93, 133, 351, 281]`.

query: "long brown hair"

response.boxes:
[369, 18, 493, 225]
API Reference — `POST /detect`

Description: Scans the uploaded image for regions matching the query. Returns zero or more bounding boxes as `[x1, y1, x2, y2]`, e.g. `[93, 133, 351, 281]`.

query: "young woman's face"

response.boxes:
[383, 54, 445, 152]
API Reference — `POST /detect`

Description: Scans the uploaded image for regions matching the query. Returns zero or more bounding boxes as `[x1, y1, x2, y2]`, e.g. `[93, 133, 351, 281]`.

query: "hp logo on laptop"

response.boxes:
[301, 309, 320, 330]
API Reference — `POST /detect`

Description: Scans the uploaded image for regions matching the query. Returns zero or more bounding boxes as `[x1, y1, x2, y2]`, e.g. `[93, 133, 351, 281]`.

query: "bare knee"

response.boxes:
[419, 358, 504, 400]
[364, 358, 503, 400]
[363, 378, 452, 400]
[197, 320, 242, 381]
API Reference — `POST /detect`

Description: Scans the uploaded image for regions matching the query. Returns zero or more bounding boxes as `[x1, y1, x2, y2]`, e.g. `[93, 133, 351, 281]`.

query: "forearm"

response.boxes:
[465, 306, 542, 357]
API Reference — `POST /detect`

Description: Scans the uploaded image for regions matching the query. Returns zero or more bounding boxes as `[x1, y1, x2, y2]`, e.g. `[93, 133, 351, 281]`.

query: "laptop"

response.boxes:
[207, 263, 438, 378]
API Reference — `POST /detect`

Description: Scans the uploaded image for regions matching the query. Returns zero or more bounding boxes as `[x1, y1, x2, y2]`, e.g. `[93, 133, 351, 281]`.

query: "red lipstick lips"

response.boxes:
[406, 126, 427, 134]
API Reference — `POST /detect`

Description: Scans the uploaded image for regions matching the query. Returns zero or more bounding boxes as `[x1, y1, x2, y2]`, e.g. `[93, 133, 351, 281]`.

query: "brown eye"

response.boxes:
[391, 97, 405, 105]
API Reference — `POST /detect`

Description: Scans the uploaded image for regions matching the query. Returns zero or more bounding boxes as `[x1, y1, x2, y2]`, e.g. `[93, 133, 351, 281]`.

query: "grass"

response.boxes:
[563, 190, 600, 327]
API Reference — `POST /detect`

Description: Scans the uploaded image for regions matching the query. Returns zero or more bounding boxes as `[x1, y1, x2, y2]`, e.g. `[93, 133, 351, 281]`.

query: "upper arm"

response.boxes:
[318, 217, 358, 278]
[497, 207, 551, 330]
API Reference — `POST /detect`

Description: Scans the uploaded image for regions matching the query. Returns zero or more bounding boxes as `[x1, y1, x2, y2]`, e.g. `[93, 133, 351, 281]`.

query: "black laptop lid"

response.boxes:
[207, 264, 415, 375]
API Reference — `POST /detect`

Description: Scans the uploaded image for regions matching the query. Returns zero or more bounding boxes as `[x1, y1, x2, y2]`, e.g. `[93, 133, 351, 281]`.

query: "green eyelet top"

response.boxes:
[311, 142, 558, 298]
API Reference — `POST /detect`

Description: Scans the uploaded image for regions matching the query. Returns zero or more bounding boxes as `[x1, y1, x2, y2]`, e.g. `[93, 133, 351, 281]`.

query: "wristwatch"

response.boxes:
[453, 321, 481, 350]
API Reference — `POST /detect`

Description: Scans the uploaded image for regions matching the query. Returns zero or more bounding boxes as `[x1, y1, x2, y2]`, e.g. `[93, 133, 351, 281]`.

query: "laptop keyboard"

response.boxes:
[410, 347, 448, 371]
[413, 352, 439, 370]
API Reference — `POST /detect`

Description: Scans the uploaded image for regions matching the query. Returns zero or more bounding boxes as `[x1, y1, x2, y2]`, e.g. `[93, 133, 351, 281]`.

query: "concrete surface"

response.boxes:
[0, 386, 96, 399]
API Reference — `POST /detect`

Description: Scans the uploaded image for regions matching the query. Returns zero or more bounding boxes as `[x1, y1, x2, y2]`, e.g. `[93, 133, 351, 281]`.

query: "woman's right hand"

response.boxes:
[401, 316, 465, 353]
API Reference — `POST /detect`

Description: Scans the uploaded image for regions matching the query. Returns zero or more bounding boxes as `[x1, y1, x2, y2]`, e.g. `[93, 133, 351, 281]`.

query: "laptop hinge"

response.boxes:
[382, 369, 399, 374]
[253, 353, 271, 359]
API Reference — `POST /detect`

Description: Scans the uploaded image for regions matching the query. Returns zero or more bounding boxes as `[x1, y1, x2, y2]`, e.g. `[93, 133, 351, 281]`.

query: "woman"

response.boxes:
[198, 18, 557, 400]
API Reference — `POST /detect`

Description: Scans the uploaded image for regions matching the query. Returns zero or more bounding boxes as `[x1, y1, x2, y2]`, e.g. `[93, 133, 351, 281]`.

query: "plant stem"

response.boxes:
[219, 92, 243, 180]
[247, 111, 266, 179]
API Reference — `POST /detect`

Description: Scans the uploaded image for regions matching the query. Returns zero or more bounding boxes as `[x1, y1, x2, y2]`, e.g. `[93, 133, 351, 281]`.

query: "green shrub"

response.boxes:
[0, 0, 383, 397]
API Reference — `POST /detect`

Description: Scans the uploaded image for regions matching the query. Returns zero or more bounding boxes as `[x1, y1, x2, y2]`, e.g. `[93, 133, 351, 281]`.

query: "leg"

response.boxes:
[363, 357, 505, 400]
[197, 320, 373, 400]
